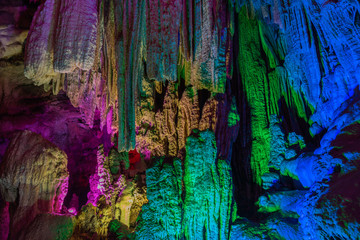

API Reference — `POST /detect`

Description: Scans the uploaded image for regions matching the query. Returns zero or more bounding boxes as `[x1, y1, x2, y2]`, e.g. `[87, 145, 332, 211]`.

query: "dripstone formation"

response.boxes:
[1, 0, 360, 239]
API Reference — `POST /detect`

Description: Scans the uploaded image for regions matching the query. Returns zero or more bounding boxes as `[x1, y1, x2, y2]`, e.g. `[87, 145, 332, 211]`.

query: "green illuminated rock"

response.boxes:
[183, 130, 235, 240]
[237, 8, 271, 185]
[136, 130, 236, 240]
[228, 97, 240, 127]
[135, 158, 182, 240]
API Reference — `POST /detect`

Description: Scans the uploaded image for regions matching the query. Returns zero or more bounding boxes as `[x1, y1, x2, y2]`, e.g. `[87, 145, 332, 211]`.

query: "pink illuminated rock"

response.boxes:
[65, 70, 111, 131]
[0, 201, 9, 240]
[87, 145, 126, 206]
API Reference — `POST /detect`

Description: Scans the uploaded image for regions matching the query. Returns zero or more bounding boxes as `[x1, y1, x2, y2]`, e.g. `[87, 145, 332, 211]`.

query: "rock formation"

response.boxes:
[136, 130, 236, 240]
[1, 0, 360, 239]
[0, 130, 69, 239]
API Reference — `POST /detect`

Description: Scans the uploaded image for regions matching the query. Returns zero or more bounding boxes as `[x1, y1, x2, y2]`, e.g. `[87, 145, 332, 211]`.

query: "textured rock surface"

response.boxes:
[135, 81, 220, 159]
[146, 0, 182, 81]
[3, 0, 360, 239]
[135, 158, 182, 239]
[136, 130, 236, 240]
[72, 144, 147, 238]
[0, 130, 69, 238]
[87, 145, 126, 207]
[23, 0, 232, 152]
[236, 7, 272, 187]
[0, 61, 110, 211]
[237, 105, 360, 239]
[24, 0, 98, 79]
[0, 199, 9, 240]
[0, 130, 68, 207]
[0, 25, 27, 59]
[18, 214, 74, 240]
[53, 0, 98, 72]
[183, 130, 235, 240]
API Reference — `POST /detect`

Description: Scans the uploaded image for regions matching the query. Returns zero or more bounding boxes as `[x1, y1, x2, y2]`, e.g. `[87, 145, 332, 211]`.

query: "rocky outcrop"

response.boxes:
[87, 145, 126, 207]
[0, 130, 69, 239]
[236, 7, 271, 187]
[136, 130, 236, 240]
[23, 0, 232, 153]
[72, 145, 147, 238]
[135, 158, 183, 239]
[18, 214, 74, 240]
[135, 81, 222, 159]
[183, 130, 235, 240]
[0, 61, 109, 211]
[0, 25, 27, 59]
[238, 102, 360, 239]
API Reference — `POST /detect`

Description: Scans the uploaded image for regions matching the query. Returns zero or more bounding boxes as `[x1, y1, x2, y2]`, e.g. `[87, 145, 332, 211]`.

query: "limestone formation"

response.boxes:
[0, 130, 69, 238]
[2, 0, 360, 239]
[136, 130, 236, 240]
[18, 214, 74, 240]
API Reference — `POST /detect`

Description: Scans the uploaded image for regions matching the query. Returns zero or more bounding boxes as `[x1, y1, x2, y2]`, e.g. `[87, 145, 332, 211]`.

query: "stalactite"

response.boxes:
[116, 0, 146, 151]
[179, 0, 230, 93]
[53, 0, 98, 72]
[24, 0, 58, 85]
[146, 0, 182, 82]
[11, 0, 360, 238]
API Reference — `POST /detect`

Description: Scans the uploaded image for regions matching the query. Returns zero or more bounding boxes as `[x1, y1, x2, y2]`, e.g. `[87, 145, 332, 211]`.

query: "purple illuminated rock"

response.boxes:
[53, 0, 98, 72]
[24, 0, 58, 84]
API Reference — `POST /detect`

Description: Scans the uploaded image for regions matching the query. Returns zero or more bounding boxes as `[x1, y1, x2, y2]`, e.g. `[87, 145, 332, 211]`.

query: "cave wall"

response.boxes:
[0, 0, 360, 239]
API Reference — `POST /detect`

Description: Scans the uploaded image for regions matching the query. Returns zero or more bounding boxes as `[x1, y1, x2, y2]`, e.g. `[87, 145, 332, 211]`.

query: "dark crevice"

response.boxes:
[278, 96, 321, 151]
[230, 10, 261, 220]
[154, 81, 168, 112]
[197, 89, 211, 118]
[355, 10, 360, 27]
[178, 76, 186, 100]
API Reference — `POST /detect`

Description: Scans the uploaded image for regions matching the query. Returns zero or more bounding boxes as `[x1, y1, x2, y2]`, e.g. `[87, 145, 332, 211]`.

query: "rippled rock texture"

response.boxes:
[136, 130, 236, 240]
[1, 0, 360, 239]
[0, 130, 69, 239]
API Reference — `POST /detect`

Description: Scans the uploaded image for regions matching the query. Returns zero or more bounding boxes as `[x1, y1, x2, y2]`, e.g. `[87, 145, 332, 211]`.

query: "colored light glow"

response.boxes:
[68, 207, 77, 215]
